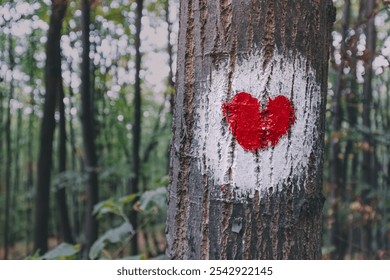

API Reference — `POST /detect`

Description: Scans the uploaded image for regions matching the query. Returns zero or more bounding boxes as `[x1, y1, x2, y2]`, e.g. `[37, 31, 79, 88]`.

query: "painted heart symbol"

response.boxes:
[222, 92, 295, 151]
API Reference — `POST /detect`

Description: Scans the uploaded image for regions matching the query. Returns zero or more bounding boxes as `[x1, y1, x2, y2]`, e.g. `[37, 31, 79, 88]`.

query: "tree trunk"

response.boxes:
[66, 60, 81, 240]
[165, 0, 175, 173]
[361, 0, 376, 189]
[34, 0, 68, 254]
[56, 68, 74, 244]
[3, 32, 15, 260]
[165, 0, 175, 114]
[329, 0, 351, 260]
[81, 0, 99, 256]
[26, 31, 38, 254]
[129, 0, 144, 255]
[166, 0, 334, 260]
[361, 0, 376, 258]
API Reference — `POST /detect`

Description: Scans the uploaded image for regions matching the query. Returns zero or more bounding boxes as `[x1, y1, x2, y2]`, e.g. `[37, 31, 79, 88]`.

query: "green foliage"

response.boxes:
[89, 222, 134, 259]
[139, 187, 167, 211]
[90, 183, 167, 259]
[41, 243, 81, 260]
[93, 194, 138, 220]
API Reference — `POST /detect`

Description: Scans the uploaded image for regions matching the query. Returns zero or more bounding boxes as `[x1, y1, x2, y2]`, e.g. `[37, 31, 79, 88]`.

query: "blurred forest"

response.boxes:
[0, 0, 389, 260]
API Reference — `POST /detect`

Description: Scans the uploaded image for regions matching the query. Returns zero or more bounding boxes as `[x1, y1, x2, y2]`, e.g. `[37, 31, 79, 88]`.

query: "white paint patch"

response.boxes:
[194, 50, 322, 198]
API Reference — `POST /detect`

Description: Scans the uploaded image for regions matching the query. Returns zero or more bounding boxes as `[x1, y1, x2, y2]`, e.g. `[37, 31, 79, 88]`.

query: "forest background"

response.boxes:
[0, 0, 389, 260]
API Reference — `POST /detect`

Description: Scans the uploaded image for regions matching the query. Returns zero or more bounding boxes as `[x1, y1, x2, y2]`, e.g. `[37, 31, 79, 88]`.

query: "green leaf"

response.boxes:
[121, 254, 147, 260]
[93, 198, 122, 218]
[139, 187, 167, 211]
[89, 222, 134, 259]
[25, 250, 41, 260]
[41, 243, 80, 260]
[119, 193, 139, 205]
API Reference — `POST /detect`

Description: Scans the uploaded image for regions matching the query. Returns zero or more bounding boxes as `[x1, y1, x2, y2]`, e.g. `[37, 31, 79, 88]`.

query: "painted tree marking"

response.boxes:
[222, 92, 295, 151]
[195, 51, 322, 197]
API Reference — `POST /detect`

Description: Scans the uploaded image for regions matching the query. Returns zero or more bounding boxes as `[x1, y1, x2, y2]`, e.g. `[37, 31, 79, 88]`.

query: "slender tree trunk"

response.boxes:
[361, 0, 376, 258]
[165, 0, 175, 114]
[4, 32, 15, 260]
[362, 0, 376, 188]
[11, 106, 22, 246]
[329, 0, 351, 260]
[165, 0, 175, 173]
[66, 59, 81, 240]
[166, 0, 334, 259]
[81, 0, 99, 257]
[25, 31, 37, 254]
[56, 69, 74, 244]
[34, 0, 68, 254]
[129, 0, 144, 255]
[345, 29, 360, 259]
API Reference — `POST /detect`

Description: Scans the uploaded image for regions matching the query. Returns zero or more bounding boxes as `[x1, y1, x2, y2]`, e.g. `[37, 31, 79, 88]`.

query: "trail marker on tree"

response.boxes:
[167, 0, 335, 259]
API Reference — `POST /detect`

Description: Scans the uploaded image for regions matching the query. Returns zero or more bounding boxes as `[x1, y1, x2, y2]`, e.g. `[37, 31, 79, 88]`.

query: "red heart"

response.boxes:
[222, 92, 295, 151]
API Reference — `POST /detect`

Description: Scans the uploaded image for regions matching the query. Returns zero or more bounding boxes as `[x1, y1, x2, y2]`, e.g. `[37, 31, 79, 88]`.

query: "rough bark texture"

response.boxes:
[167, 0, 334, 260]
[34, 0, 67, 254]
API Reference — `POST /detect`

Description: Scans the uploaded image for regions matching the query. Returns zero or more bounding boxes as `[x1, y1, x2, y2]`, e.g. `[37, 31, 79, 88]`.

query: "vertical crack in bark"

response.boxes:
[200, 177, 210, 259]
[283, 173, 294, 258]
[219, 0, 232, 45]
[199, 0, 208, 58]
[174, 0, 195, 259]
[290, 1, 300, 56]
[269, 190, 278, 259]
[227, 29, 237, 99]
[219, 200, 232, 259]
[253, 190, 261, 259]
[260, 192, 272, 258]
[277, 0, 288, 56]
[246, 0, 255, 50]
[242, 201, 252, 259]
[275, 189, 285, 258]
[263, 62, 274, 102]
[219, 139, 235, 259]
[212, 18, 222, 68]
[262, 1, 275, 69]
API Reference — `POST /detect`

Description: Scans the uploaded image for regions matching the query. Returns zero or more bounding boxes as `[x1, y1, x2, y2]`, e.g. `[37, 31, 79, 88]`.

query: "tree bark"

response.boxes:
[81, 0, 99, 256]
[166, 0, 334, 260]
[129, 0, 144, 255]
[34, 0, 68, 254]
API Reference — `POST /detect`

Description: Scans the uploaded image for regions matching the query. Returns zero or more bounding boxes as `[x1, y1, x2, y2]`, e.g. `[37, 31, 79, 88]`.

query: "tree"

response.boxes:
[3, 31, 15, 260]
[81, 0, 99, 256]
[34, 0, 68, 254]
[56, 64, 74, 245]
[329, 0, 351, 260]
[129, 0, 144, 255]
[361, 0, 377, 258]
[166, 0, 335, 259]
